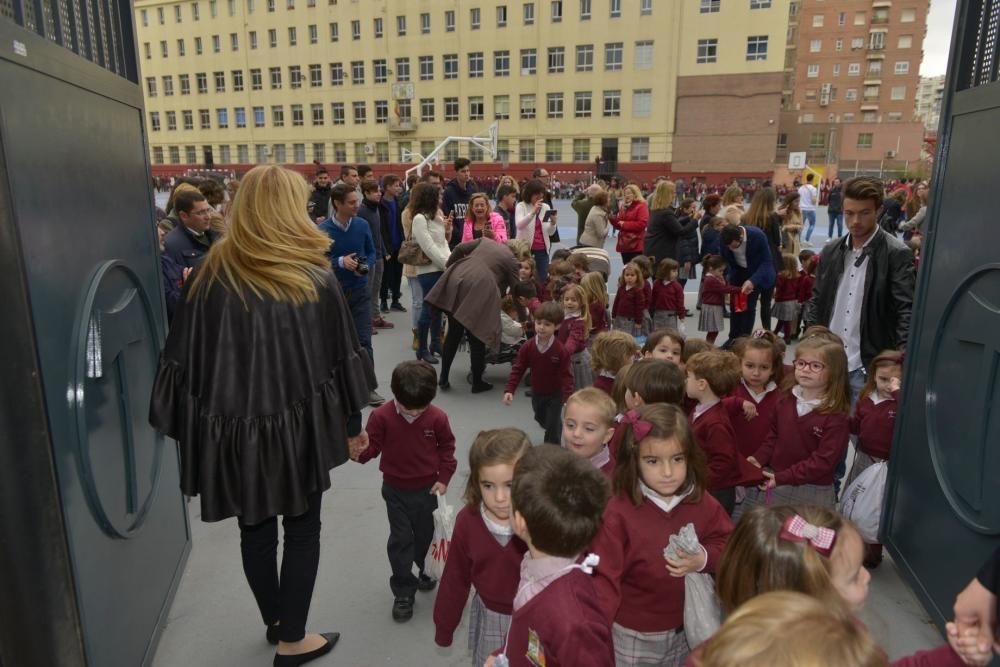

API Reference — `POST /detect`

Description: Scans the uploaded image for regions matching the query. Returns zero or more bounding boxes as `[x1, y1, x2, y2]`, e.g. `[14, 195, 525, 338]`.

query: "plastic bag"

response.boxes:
[663, 523, 722, 647]
[426, 492, 455, 580]
[840, 461, 888, 543]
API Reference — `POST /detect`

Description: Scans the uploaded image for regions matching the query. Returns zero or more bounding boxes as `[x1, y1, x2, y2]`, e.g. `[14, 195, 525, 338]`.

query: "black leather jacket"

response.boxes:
[803, 228, 915, 368]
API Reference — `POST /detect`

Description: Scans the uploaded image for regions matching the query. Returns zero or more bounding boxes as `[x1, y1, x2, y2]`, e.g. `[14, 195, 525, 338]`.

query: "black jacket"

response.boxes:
[644, 207, 696, 266]
[358, 197, 391, 258]
[803, 229, 915, 367]
[827, 185, 843, 214]
[163, 224, 220, 269]
[308, 182, 332, 220]
[442, 179, 477, 248]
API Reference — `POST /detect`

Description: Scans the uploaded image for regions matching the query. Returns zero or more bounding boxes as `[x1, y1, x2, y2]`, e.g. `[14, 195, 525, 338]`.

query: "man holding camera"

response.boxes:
[319, 183, 384, 406]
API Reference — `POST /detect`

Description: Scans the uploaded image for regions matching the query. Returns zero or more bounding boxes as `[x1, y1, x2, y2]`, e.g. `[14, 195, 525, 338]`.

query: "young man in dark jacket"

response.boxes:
[442, 158, 477, 248]
[358, 180, 394, 331]
[308, 168, 333, 222]
[379, 174, 407, 313]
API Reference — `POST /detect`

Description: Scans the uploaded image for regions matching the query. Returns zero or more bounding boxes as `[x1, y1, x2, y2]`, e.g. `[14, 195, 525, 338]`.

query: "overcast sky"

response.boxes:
[921, 0, 958, 76]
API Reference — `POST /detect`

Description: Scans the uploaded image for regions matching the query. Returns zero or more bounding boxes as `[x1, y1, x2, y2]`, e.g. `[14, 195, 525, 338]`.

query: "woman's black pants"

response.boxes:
[440, 316, 486, 386]
[758, 287, 775, 331]
[239, 492, 323, 643]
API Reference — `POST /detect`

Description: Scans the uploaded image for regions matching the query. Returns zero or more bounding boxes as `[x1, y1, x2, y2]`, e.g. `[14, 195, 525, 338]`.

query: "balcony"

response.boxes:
[871, 15, 890, 24]
[389, 118, 417, 133]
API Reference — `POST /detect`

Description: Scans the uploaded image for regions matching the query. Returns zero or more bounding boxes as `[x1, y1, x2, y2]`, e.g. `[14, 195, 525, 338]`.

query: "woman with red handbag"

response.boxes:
[608, 184, 650, 265]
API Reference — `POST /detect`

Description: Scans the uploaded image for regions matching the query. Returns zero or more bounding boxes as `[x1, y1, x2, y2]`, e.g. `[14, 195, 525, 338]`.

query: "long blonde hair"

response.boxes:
[187, 165, 332, 306]
[650, 180, 676, 210]
[579, 271, 608, 308]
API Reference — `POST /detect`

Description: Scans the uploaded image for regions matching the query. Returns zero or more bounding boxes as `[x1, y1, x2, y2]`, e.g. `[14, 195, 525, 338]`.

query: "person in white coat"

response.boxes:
[514, 178, 557, 282]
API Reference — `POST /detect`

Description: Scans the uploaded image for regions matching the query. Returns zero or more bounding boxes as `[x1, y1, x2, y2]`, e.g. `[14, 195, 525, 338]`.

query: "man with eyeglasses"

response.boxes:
[803, 176, 915, 400]
[162, 190, 219, 269]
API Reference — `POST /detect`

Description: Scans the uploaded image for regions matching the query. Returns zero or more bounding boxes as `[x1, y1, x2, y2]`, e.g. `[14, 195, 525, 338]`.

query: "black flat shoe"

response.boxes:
[392, 597, 414, 622]
[471, 382, 494, 394]
[267, 624, 280, 645]
[439, 379, 451, 390]
[417, 573, 438, 592]
[273, 633, 339, 667]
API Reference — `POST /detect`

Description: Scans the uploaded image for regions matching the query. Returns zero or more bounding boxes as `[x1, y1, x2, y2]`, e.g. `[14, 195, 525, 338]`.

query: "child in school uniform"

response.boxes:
[633, 255, 655, 336]
[642, 328, 685, 367]
[612, 262, 648, 336]
[685, 350, 766, 515]
[682, 338, 713, 414]
[563, 388, 618, 479]
[544, 260, 575, 302]
[500, 296, 527, 347]
[354, 361, 458, 622]
[580, 271, 610, 340]
[518, 257, 545, 307]
[558, 283, 594, 390]
[796, 251, 818, 338]
[727, 333, 785, 459]
[590, 330, 639, 397]
[591, 403, 733, 666]
[512, 281, 540, 338]
[651, 258, 686, 333]
[772, 254, 802, 342]
[609, 358, 687, 459]
[486, 446, 615, 667]
[698, 256, 741, 345]
[503, 302, 574, 445]
[434, 429, 532, 667]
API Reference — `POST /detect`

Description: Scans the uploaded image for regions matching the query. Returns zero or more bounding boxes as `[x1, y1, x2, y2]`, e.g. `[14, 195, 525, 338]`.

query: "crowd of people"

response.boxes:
[149, 160, 995, 667]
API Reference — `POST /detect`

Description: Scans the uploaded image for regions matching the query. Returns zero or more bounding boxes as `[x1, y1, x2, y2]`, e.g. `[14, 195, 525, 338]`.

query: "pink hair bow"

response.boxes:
[621, 410, 653, 442]
[779, 515, 837, 557]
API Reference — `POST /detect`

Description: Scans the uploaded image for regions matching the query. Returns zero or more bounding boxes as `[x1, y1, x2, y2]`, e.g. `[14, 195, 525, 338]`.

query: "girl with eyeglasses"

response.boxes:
[735, 336, 852, 518]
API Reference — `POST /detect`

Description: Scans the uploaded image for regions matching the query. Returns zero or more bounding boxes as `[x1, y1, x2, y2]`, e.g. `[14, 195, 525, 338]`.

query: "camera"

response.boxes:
[351, 253, 369, 275]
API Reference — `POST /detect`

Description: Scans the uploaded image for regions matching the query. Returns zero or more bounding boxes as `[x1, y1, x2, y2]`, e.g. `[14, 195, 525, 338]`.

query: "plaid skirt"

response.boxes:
[571, 349, 595, 390]
[613, 315, 641, 334]
[843, 449, 885, 494]
[698, 304, 724, 333]
[468, 593, 511, 667]
[652, 311, 680, 332]
[734, 483, 837, 522]
[613, 622, 690, 666]
[771, 300, 800, 322]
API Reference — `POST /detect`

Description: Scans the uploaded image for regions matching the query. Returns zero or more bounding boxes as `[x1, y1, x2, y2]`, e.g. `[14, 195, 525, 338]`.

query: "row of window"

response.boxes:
[793, 109, 909, 127]
[800, 83, 910, 104]
[783, 130, 895, 151]
[150, 135, 652, 165]
[695, 36, 770, 63]
[141, 0, 653, 30]
[700, 0, 773, 11]
[148, 90, 654, 132]
[804, 7, 919, 28]
[806, 61, 912, 79]
[808, 35, 916, 53]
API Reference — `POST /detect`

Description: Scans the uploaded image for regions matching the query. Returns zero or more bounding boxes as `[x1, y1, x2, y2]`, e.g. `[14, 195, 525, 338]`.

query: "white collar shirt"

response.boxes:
[829, 228, 879, 372]
[732, 227, 748, 269]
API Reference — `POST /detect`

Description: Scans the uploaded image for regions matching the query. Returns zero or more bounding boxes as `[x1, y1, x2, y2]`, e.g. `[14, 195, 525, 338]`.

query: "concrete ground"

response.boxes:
[151, 197, 947, 666]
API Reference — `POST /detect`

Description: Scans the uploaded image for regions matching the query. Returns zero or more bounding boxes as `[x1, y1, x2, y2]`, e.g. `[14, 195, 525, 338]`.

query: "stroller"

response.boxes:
[570, 247, 611, 281]
[464, 338, 524, 384]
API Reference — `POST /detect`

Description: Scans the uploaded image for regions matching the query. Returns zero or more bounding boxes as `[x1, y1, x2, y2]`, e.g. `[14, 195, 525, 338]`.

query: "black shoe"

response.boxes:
[272, 633, 340, 667]
[390, 301, 407, 312]
[419, 352, 439, 364]
[417, 573, 438, 592]
[392, 597, 414, 622]
[439, 379, 451, 390]
[471, 382, 494, 394]
[380, 301, 390, 313]
[267, 624, 280, 645]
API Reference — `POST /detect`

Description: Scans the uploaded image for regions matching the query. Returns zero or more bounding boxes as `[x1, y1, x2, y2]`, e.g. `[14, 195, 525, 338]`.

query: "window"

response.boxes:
[354, 143, 366, 162]
[149, 111, 160, 131]
[575, 91, 592, 117]
[521, 49, 536, 75]
[311, 103, 324, 125]
[471, 7, 481, 28]
[552, 0, 563, 21]
[605, 42, 623, 70]
[153, 147, 164, 164]
[495, 50, 510, 76]
[174, 5, 182, 22]
[573, 138, 589, 161]
[420, 12, 430, 33]
[546, 93, 564, 118]
[863, 111, 877, 122]
[196, 72, 208, 94]
[845, 88, 858, 101]
[235, 107, 246, 128]
[157, 6, 164, 23]
[367, 100, 386, 125]
[269, 29, 277, 47]
[469, 96, 485, 120]
[603, 90, 621, 117]
[420, 98, 435, 122]
[371, 17, 382, 38]
[640, 0, 652, 14]
[217, 108, 229, 128]
[351, 19, 360, 39]
[634, 41, 653, 70]
[236, 144, 249, 163]
[270, 66, 282, 89]
[894, 61, 910, 75]
[331, 103, 344, 125]
[630, 137, 649, 161]
[376, 142, 389, 163]
[520, 94, 536, 119]
[141, 9, 148, 26]
[146, 77, 157, 97]
[395, 58, 410, 82]
[851, 37, 864, 49]
[169, 146, 180, 164]
[444, 54, 459, 79]
[609, 0, 621, 17]
[807, 64, 819, 78]
[576, 45, 594, 71]
[397, 15, 406, 35]
[330, 22, 338, 41]
[333, 143, 347, 162]
[901, 8, 915, 22]
[776, 133, 787, 150]
[419, 56, 434, 80]
[445, 10, 455, 31]
[887, 111, 903, 121]
[700, 0, 720, 12]
[523, 2, 534, 24]
[891, 86, 906, 101]
[290, 65, 302, 88]
[250, 31, 258, 49]
[469, 52, 484, 78]
[254, 107, 265, 127]
[330, 62, 344, 85]
[177, 39, 186, 56]
[185, 146, 197, 164]
[547, 47, 565, 73]
[445, 97, 459, 121]
[545, 139, 562, 161]
[230, 33, 239, 50]
[696, 39, 717, 64]
[496, 139, 510, 161]
[195, 37, 202, 54]
[273, 144, 286, 163]
[180, 74, 190, 95]
[833, 63, 841, 76]
[864, 84, 880, 101]
[309, 24, 318, 43]
[351, 61, 364, 84]
[750, 0, 770, 7]
[374, 59, 387, 83]
[232, 70, 244, 91]
[746, 35, 768, 61]
[494, 95, 510, 119]
[812, 14, 824, 27]
[218, 145, 231, 163]
[870, 31, 886, 50]
[397, 99, 412, 122]
[214, 71, 226, 92]
[311, 143, 325, 163]
[854, 11, 866, 25]
[212, 35, 221, 52]
[848, 63, 861, 76]
[809, 132, 827, 149]
[143, 42, 151, 60]
[160, 40, 168, 57]
[497, 5, 507, 26]
[843, 112, 855, 121]
[285, 104, 300, 127]
[519, 140, 535, 162]
[835, 38, 843, 51]
[310, 64, 322, 87]
[868, 60, 882, 75]
[838, 11, 846, 25]
[632, 89, 651, 117]
[810, 39, 822, 53]
[898, 35, 913, 49]
[857, 133, 873, 149]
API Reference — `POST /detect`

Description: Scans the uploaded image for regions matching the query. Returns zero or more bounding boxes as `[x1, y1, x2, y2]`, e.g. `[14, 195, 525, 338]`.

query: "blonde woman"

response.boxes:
[150, 165, 373, 664]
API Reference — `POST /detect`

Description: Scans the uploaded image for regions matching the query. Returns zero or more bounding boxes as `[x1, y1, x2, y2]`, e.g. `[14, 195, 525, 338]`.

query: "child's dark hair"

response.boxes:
[513, 280, 537, 300]
[533, 301, 564, 325]
[548, 276, 573, 302]
[780, 254, 799, 279]
[511, 445, 610, 557]
[798, 249, 816, 265]
[390, 360, 438, 409]
[550, 248, 573, 263]
[679, 198, 696, 214]
[464, 428, 532, 511]
[656, 258, 681, 281]
[732, 332, 785, 387]
[686, 350, 741, 396]
[500, 295, 517, 314]
[613, 403, 707, 506]
[548, 259, 574, 279]
[801, 252, 819, 276]
[683, 338, 713, 363]
[643, 328, 685, 356]
[624, 359, 685, 406]
[702, 254, 727, 273]
[569, 253, 591, 273]
[859, 350, 904, 403]
[633, 255, 653, 280]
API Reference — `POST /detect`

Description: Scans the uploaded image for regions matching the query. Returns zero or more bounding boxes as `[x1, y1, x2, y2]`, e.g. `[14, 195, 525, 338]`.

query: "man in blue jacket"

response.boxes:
[319, 183, 384, 406]
[720, 223, 776, 342]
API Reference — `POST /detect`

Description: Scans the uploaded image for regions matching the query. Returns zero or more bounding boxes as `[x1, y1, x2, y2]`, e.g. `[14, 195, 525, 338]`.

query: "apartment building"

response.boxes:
[135, 0, 791, 180]
[915, 74, 945, 133]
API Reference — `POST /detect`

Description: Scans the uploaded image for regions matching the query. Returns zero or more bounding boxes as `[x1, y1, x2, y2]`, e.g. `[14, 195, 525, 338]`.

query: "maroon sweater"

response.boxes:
[612, 285, 647, 325]
[691, 402, 765, 490]
[499, 569, 614, 667]
[505, 336, 573, 401]
[359, 403, 457, 489]
[433, 507, 527, 647]
[797, 271, 816, 303]
[700, 274, 739, 306]
[591, 492, 733, 632]
[651, 279, 685, 318]
[752, 394, 850, 487]
[726, 383, 783, 458]
[557, 315, 588, 356]
[593, 374, 615, 397]
[774, 273, 801, 303]
[589, 300, 609, 334]
[851, 392, 899, 460]
[643, 280, 653, 312]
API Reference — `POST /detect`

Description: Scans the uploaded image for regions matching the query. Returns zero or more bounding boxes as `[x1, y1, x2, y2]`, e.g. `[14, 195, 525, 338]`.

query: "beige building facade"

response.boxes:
[915, 74, 945, 133]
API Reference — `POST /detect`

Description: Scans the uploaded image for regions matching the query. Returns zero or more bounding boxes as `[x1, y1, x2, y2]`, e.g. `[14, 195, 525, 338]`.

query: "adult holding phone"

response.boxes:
[609, 184, 650, 265]
[515, 179, 556, 282]
[410, 182, 453, 365]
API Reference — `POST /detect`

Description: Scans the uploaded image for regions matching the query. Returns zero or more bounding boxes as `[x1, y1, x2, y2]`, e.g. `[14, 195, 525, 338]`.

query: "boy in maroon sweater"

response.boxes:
[503, 302, 574, 444]
[487, 445, 614, 667]
[352, 360, 457, 622]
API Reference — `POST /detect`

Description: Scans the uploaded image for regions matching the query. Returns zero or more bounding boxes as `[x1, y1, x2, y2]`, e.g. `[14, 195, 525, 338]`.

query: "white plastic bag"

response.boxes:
[426, 492, 455, 580]
[840, 461, 888, 543]
[663, 523, 722, 647]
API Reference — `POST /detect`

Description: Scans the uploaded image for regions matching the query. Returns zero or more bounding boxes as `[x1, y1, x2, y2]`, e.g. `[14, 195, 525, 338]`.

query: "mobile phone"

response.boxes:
[543, 209, 556, 222]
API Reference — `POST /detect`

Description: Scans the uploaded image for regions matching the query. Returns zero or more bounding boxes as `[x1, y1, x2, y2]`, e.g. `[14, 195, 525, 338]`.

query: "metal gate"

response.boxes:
[883, 0, 1000, 630]
[0, 0, 190, 664]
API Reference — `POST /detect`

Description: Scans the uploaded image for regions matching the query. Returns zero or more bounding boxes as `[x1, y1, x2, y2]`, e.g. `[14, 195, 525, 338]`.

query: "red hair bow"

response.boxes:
[622, 410, 653, 443]
[779, 515, 837, 557]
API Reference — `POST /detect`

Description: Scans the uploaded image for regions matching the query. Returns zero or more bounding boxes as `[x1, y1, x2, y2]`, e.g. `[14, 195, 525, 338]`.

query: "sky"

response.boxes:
[921, 0, 958, 76]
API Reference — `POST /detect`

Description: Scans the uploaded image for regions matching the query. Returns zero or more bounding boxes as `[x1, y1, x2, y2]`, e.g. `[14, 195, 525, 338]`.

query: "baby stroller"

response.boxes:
[570, 247, 611, 281]
[466, 337, 525, 384]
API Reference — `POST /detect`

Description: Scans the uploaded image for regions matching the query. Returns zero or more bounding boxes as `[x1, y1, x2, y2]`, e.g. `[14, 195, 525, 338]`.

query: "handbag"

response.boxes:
[840, 460, 888, 543]
[425, 493, 455, 580]
[398, 221, 431, 266]
[663, 523, 722, 647]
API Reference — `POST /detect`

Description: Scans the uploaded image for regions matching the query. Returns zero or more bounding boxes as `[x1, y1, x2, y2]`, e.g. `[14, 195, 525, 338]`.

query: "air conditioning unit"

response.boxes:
[885, 150, 896, 158]
[364, 143, 376, 155]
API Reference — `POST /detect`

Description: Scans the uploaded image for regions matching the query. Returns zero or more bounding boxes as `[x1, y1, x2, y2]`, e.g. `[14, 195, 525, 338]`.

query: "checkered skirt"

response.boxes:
[771, 300, 800, 322]
[612, 622, 690, 666]
[652, 312, 680, 332]
[697, 304, 724, 333]
[734, 483, 837, 522]
[468, 593, 511, 667]
[571, 349, 595, 391]
[613, 315, 641, 334]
